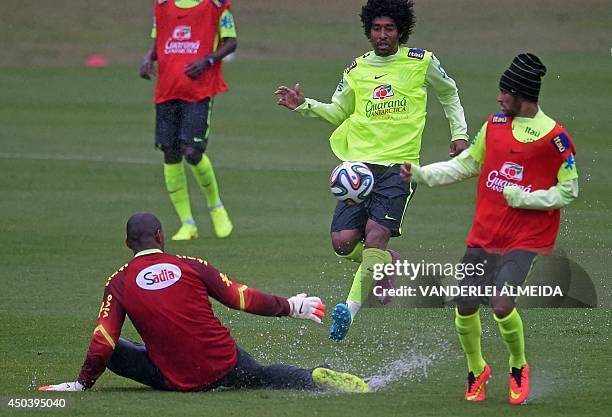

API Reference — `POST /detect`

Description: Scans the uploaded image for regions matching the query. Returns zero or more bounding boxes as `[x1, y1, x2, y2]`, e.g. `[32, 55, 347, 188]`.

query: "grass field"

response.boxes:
[1, 1, 611, 416]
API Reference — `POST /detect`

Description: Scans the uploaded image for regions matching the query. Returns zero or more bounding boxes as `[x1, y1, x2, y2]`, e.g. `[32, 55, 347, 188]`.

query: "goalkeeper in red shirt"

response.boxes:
[39, 213, 368, 393]
[401, 53, 578, 405]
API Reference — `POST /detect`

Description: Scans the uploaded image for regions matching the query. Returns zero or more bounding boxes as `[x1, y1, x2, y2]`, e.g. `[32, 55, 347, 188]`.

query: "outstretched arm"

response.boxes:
[401, 150, 481, 187]
[275, 83, 306, 110]
[275, 77, 354, 126]
[193, 259, 325, 323]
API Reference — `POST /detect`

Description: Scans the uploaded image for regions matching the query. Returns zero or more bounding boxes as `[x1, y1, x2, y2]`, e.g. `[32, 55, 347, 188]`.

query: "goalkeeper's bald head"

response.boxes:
[126, 212, 164, 253]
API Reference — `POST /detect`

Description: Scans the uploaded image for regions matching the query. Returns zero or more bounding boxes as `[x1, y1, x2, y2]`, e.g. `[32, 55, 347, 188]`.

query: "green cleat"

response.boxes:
[171, 223, 198, 241]
[209, 204, 233, 238]
[312, 368, 369, 393]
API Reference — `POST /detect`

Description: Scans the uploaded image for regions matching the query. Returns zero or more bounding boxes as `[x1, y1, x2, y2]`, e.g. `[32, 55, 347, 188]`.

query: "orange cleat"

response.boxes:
[465, 363, 491, 402]
[509, 364, 530, 405]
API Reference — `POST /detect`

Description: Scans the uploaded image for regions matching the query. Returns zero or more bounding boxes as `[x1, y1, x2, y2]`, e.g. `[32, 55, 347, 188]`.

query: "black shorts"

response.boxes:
[330, 164, 416, 237]
[155, 98, 213, 152]
[455, 247, 537, 306]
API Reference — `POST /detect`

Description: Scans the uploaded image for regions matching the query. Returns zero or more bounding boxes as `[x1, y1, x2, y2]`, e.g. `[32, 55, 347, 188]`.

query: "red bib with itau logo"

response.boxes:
[466, 113, 575, 254]
[154, 0, 230, 103]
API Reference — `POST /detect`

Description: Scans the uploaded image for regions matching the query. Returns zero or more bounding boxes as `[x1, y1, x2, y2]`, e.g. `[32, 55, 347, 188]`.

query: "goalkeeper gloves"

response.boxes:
[39, 381, 86, 392]
[288, 293, 326, 324]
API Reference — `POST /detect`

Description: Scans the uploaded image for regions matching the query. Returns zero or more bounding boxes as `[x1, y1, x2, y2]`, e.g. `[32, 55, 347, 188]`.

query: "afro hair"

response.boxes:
[360, 0, 416, 44]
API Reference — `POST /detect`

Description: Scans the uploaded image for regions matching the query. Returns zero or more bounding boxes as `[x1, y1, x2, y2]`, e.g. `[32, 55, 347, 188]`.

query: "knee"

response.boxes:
[331, 230, 362, 255]
[182, 146, 203, 165]
[163, 146, 182, 164]
[457, 304, 479, 317]
[491, 298, 515, 318]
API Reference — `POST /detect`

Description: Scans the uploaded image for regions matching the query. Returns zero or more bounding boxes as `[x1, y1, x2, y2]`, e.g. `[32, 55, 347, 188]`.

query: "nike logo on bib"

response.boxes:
[374, 74, 387, 80]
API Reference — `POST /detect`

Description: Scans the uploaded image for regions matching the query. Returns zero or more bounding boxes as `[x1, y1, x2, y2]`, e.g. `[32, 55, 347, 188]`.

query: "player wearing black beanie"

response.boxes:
[499, 53, 547, 102]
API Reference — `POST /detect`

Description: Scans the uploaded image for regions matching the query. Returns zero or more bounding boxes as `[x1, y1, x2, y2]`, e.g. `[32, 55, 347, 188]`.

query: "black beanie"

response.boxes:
[499, 53, 547, 102]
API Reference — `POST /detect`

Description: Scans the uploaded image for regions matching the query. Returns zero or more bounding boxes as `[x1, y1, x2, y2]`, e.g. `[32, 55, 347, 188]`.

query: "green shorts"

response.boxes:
[330, 164, 417, 238]
[155, 98, 212, 152]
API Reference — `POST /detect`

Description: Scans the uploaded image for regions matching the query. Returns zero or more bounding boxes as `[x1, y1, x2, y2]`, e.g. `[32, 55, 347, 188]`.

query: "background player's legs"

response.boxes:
[107, 338, 168, 390]
[163, 147, 197, 240]
[180, 99, 232, 238]
[156, 101, 197, 240]
[163, 147, 194, 222]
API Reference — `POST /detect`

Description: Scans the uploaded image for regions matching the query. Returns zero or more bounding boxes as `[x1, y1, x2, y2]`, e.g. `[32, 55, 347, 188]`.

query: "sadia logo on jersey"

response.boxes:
[499, 162, 524, 181]
[136, 263, 182, 291]
[373, 84, 394, 100]
[173, 26, 192, 41]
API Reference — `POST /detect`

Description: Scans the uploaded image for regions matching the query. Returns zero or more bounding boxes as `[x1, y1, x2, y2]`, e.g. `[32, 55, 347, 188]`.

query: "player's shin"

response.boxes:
[346, 265, 363, 317]
[455, 307, 486, 375]
[164, 163, 194, 223]
[495, 308, 527, 370]
[189, 154, 221, 208]
[346, 248, 392, 317]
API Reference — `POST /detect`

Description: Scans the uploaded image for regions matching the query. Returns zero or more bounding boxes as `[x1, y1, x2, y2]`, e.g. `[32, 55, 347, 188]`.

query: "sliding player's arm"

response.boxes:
[40, 270, 127, 391]
[185, 258, 325, 323]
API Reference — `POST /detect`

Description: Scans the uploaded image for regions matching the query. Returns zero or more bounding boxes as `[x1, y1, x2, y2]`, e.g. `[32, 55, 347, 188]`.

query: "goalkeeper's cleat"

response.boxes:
[328, 303, 352, 342]
[376, 249, 400, 305]
[171, 223, 198, 241]
[465, 363, 491, 402]
[209, 204, 233, 238]
[509, 364, 530, 405]
[312, 367, 369, 393]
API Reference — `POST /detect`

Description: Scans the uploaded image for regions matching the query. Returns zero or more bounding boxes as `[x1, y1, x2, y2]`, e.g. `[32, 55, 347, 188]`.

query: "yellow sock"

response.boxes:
[336, 243, 364, 263]
[164, 163, 193, 223]
[495, 308, 527, 370]
[189, 154, 221, 208]
[346, 248, 392, 315]
[455, 308, 486, 375]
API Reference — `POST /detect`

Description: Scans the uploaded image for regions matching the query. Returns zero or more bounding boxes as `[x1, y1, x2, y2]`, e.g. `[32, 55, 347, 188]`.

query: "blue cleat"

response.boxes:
[328, 303, 352, 342]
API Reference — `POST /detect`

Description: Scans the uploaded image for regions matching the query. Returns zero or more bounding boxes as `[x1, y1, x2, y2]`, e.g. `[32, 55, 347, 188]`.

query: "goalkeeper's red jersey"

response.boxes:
[153, 0, 230, 103]
[466, 113, 576, 254]
[78, 250, 290, 390]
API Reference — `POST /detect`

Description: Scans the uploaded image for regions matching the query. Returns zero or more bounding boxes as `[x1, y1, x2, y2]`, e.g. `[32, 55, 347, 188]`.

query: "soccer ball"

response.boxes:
[329, 161, 374, 204]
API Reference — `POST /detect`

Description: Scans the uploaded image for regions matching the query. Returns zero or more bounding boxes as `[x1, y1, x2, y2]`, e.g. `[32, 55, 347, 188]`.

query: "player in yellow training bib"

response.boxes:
[275, 0, 469, 341]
